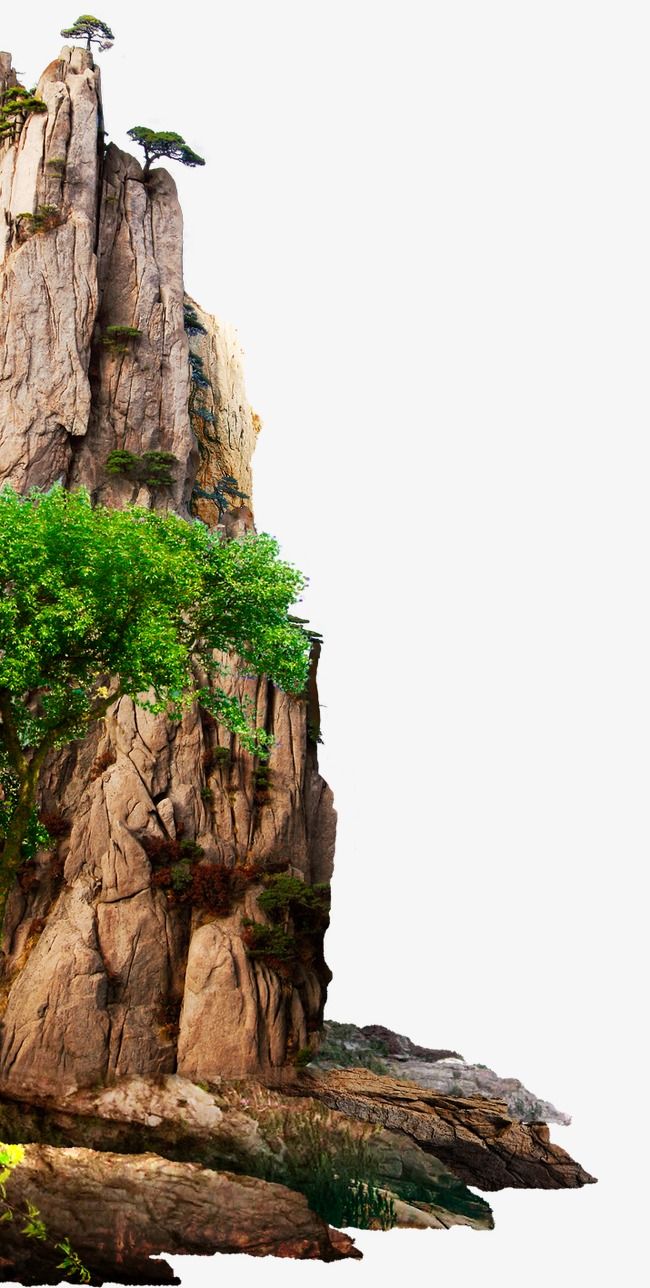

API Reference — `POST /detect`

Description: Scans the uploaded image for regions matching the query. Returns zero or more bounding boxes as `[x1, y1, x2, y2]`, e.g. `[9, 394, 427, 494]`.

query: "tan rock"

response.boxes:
[293, 1067, 596, 1191]
[0, 1144, 360, 1281]
[0, 45, 335, 1096]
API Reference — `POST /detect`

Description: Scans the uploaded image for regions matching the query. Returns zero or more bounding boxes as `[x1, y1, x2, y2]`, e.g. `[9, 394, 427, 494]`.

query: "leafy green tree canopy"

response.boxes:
[0, 485, 310, 924]
[60, 14, 114, 51]
[127, 126, 206, 176]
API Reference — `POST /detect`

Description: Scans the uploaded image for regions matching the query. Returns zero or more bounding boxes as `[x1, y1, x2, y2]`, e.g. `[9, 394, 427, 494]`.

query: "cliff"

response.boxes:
[0, 46, 335, 1096]
[0, 41, 594, 1284]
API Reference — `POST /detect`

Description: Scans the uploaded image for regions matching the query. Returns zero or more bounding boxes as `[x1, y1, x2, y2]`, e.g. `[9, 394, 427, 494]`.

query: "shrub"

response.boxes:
[140, 450, 176, 487]
[183, 302, 207, 336]
[102, 325, 142, 354]
[16, 205, 61, 238]
[241, 919, 297, 966]
[104, 449, 139, 476]
[261, 1110, 396, 1231]
[104, 449, 178, 487]
[256, 874, 330, 933]
[0, 85, 47, 143]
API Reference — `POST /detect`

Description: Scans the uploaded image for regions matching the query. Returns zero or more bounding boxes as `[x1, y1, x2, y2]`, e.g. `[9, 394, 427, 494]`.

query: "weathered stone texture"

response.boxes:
[0, 46, 335, 1094]
[0, 48, 100, 489]
[0, 1144, 359, 1282]
[295, 1068, 596, 1191]
[68, 145, 197, 512]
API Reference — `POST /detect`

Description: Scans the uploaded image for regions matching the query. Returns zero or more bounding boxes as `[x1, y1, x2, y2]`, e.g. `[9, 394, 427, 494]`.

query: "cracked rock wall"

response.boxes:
[0, 47, 335, 1096]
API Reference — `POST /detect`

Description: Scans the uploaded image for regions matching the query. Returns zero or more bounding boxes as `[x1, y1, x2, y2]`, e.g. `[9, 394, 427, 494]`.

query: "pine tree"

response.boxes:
[127, 127, 206, 177]
[0, 85, 47, 143]
[60, 15, 115, 52]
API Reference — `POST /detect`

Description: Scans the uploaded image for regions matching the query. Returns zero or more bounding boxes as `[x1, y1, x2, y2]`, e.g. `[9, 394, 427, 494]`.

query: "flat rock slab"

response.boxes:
[0, 1144, 359, 1284]
[294, 1068, 596, 1191]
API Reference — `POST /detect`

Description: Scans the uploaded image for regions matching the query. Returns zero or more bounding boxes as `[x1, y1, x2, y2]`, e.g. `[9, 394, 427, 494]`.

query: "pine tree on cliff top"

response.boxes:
[60, 14, 114, 51]
[127, 126, 206, 177]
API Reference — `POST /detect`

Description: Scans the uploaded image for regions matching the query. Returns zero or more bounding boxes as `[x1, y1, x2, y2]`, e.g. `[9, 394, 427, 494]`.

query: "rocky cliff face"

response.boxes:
[0, 47, 335, 1096]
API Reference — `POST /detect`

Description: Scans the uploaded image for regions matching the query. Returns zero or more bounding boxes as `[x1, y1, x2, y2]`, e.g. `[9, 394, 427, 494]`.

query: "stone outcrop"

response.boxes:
[0, 1144, 360, 1283]
[185, 295, 259, 528]
[316, 1020, 571, 1124]
[0, 48, 100, 490]
[0, 47, 335, 1094]
[294, 1068, 595, 1191]
[0, 1073, 494, 1226]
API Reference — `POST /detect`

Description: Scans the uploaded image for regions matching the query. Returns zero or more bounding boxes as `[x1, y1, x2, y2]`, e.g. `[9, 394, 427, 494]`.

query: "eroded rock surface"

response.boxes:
[0, 1144, 359, 1283]
[295, 1068, 595, 1191]
[0, 1073, 493, 1233]
[0, 48, 100, 489]
[0, 46, 335, 1093]
[316, 1020, 571, 1124]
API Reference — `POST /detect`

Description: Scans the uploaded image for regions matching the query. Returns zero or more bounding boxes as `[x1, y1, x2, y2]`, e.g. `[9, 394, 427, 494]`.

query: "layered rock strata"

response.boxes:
[0, 1144, 359, 1284]
[316, 1021, 571, 1124]
[0, 1074, 493, 1233]
[295, 1068, 595, 1190]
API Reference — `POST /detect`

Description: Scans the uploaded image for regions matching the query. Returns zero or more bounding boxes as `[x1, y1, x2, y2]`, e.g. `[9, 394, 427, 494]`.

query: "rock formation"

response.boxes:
[0, 1144, 359, 1284]
[0, 39, 595, 1284]
[315, 1020, 572, 1124]
[0, 46, 335, 1097]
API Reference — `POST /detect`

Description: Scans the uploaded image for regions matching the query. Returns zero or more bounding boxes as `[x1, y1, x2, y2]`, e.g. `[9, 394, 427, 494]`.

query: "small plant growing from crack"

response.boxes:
[101, 325, 142, 355]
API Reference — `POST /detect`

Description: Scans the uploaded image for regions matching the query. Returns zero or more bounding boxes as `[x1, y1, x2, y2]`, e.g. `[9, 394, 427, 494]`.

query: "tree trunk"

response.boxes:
[0, 774, 38, 938]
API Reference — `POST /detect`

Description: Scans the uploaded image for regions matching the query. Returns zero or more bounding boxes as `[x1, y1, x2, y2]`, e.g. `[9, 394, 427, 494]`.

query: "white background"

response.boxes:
[2, 2, 648, 1284]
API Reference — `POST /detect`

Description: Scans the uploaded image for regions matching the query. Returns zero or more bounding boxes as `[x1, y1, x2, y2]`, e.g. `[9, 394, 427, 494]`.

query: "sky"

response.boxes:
[1, 3, 648, 1285]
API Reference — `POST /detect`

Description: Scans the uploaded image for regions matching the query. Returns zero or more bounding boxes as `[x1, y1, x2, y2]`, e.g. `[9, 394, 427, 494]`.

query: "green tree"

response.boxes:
[127, 127, 205, 177]
[60, 15, 114, 51]
[0, 86, 47, 143]
[0, 485, 310, 929]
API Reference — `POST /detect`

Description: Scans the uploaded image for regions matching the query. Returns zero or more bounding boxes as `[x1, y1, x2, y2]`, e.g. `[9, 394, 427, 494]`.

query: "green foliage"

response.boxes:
[241, 919, 297, 962]
[264, 1111, 396, 1230]
[105, 449, 178, 487]
[56, 1238, 92, 1283]
[104, 449, 139, 475]
[46, 156, 67, 173]
[242, 875, 330, 974]
[16, 205, 61, 237]
[0, 85, 47, 142]
[60, 15, 114, 51]
[312, 1021, 390, 1074]
[0, 758, 52, 861]
[294, 1045, 314, 1068]
[183, 302, 207, 336]
[256, 874, 330, 931]
[169, 859, 193, 893]
[189, 351, 210, 388]
[21, 1200, 47, 1240]
[0, 1143, 90, 1281]
[127, 126, 205, 176]
[0, 485, 310, 921]
[193, 476, 250, 519]
[140, 450, 177, 486]
[102, 324, 142, 354]
[0, 1142, 24, 1187]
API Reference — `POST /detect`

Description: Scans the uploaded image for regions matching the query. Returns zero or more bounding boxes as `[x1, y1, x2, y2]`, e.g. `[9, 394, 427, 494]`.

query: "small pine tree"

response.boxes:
[0, 85, 47, 143]
[127, 127, 206, 177]
[60, 15, 114, 52]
